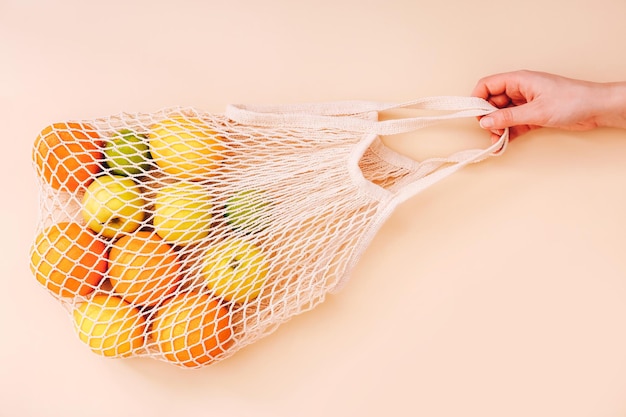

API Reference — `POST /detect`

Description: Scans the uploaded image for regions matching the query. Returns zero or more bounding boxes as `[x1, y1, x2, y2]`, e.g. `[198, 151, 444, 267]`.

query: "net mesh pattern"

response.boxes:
[29, 106, 414, 368]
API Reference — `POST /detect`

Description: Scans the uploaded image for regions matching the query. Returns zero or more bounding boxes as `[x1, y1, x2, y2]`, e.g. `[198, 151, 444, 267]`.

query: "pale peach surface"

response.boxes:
[2, 1, 626, 416]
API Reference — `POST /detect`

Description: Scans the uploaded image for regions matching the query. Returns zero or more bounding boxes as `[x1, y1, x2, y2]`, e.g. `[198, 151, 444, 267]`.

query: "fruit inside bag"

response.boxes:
[29, 98, 508, 368]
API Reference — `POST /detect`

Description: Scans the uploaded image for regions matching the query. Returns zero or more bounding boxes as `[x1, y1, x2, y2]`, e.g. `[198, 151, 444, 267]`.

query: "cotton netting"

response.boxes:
[29, 99, 507, 368]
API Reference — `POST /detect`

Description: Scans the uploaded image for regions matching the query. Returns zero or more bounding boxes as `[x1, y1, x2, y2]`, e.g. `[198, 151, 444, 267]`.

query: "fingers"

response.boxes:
[478, 103, 543, 142]
[485, 93, 511, 108]
[471, 71, 519, 99]
[479, 103, 541, 131]
[479, 108, 512, 130]
[485, 125, 534, 143]
[473, 70, 547, 140]
[472, 70, 534, 104]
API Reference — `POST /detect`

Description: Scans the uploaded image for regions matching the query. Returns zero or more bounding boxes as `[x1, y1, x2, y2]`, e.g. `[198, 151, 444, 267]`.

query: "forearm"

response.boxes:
[594, 82, 626, 129]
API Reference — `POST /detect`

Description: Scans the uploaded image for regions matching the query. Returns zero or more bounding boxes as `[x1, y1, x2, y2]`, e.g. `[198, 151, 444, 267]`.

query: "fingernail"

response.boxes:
[480, 117, 494, 129]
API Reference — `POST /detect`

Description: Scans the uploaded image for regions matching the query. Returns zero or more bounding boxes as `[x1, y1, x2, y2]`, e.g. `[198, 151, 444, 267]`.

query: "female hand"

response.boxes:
[472, 70, 626, 141]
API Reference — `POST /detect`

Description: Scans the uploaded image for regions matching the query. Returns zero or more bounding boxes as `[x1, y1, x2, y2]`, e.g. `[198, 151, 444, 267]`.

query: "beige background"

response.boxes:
[2, 0, 626, 416]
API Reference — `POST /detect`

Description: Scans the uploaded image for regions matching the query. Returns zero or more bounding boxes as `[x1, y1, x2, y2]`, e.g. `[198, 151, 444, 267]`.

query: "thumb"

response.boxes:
[479, 104, 537, 130]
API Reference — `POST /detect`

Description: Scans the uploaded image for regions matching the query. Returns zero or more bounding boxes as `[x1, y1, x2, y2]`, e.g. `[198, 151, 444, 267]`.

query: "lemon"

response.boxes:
[148, 116, 225, 179]
[153, 181, 213, 246]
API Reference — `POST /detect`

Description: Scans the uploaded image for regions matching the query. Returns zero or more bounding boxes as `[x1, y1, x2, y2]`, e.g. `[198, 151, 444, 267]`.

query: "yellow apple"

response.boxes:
[153, 180, 213, 245]
[81, 175, 146, 239]
[201, 237, 270, 304]
[148, 116, 226, 179]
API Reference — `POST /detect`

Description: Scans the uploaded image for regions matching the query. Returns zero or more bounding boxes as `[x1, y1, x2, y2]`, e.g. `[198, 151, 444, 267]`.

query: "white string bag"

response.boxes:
[29, 96, 508, 368]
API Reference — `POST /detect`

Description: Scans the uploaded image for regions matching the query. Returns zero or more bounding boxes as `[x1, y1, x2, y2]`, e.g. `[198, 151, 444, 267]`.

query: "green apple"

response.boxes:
[104, 129, 152, 176]
[201, 237, 270, 304]
[224, 190, 272, 234]
[81, 175, 147, 239]
[153, 181, 213, 246]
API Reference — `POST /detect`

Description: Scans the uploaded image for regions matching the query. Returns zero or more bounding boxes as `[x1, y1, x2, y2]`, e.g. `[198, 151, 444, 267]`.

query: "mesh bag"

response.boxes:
[29, 97, 508, 368]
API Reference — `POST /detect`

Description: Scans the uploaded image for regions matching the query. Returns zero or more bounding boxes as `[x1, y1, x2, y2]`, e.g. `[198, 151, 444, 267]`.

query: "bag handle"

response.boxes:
[391, 130, 507, 205]
[226, 96, 497, 136]
[226, 96, 509, 205]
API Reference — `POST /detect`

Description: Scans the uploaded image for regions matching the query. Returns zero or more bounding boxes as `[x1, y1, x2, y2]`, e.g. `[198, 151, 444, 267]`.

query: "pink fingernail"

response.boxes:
[480, 117, 494, 129]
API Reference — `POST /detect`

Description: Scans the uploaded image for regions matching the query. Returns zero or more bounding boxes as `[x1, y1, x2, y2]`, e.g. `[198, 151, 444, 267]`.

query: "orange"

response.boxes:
[150, 292, 233, 368]
[108, 231, 182, 307]
[73, 294, 147, 357]
[30, 222, 108, 298]
[33, 122, 103, 192]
